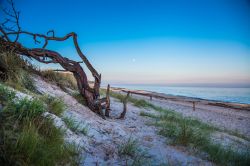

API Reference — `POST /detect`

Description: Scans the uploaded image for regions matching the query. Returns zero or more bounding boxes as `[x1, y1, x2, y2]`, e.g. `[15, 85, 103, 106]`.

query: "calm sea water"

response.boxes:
[110, 84, 250, 104]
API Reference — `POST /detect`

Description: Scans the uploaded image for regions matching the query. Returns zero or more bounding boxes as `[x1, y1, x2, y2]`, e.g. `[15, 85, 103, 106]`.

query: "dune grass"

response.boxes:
[0, 84, 16, 105]
[118, 137, 151, 166]
[40, 70, 78, 91]
[40, 95, 65, 117]
[111, 91, 250, 166]
[63, 116, 88, 135]
[0, 52, 37, 93]
[0, 84, 81, 165]
[119, 138, 139, 157]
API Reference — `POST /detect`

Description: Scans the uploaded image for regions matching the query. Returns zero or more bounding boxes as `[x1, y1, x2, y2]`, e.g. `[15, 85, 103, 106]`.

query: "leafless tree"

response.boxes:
[0, 0, 111, 118]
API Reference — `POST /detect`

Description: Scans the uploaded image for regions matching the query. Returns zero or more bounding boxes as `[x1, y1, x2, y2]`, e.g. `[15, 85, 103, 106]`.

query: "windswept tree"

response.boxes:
[0, 0, 111, 118]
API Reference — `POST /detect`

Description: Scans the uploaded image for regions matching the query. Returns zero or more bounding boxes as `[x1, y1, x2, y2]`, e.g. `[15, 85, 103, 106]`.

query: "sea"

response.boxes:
[109, 84, 250, 104]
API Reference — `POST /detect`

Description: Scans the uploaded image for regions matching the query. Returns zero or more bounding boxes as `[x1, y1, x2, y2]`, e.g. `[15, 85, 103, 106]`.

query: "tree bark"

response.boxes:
[119, 91, 130, 119]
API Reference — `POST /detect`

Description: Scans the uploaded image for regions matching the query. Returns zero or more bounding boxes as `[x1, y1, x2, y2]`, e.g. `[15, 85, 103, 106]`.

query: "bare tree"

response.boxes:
[0, 0, 111, 118]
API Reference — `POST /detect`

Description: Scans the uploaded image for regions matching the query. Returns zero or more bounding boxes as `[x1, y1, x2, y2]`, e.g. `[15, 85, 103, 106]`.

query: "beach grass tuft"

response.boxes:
[118, 137, 152, 165]
[118, 137, 138, 157]
[63, 116, 88, 135]
[40, 95, 65, 116]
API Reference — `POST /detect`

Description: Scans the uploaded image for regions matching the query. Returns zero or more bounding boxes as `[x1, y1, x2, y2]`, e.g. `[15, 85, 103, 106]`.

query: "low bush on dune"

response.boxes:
[0, 84, 81, 165]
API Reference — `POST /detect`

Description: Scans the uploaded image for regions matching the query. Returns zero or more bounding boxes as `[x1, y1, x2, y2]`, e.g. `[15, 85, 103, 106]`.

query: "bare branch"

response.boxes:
[119, 91, 130, 119]
[47, 30, 54, 37]
[0, 0, 108, 118]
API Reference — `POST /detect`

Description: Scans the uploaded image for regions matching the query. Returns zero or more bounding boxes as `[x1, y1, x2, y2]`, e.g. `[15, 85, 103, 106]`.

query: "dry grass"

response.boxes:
[40, 70, 78, 91]
[0, 52, 37, 92]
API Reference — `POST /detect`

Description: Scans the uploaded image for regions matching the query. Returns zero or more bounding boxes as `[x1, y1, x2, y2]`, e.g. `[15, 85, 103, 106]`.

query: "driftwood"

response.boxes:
[105, 84, 111, 117]
[0, 0, 109, 117]
[119, 91, 130, 119]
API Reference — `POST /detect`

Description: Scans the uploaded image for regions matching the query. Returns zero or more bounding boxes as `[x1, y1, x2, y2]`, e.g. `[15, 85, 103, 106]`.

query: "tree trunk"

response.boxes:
[0, 0, 109, 117]
[0, 36, 106, 117]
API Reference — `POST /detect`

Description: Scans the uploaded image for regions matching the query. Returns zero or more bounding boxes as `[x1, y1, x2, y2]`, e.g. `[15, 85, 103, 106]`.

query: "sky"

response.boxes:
[1, 0, 250, 86]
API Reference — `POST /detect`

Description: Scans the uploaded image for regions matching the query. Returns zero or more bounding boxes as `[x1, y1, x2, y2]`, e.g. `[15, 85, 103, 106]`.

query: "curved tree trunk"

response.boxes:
[0, 37, 104, 116]
[0, 0, 109, 117]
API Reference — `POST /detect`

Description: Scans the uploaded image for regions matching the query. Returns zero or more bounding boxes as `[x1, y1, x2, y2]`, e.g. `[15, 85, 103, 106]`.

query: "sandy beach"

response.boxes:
[111, 87, 250, 138]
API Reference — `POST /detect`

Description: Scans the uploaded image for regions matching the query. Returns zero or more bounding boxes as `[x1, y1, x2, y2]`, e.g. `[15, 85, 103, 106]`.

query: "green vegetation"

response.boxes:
[108, 91, 157, 109]
[40, 95, 65, 116]
[0, 52, 37, 92]
[63, 116, 88, 135]
[119, 138, 138, 157]
[40, 70, 78, 91]
[111, 91, 250, 166]
[0, 84, 15, 104]
[118, 137, 151, 166]
[0, 84, 81, 165]
[72, 92, 87, 106]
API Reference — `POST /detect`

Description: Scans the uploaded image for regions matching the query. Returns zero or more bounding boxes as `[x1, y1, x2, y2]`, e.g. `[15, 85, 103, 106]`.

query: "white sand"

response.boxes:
[33, 75, 214, 165]
[4, 76, 249, 165]
[123, 92, 250, 138]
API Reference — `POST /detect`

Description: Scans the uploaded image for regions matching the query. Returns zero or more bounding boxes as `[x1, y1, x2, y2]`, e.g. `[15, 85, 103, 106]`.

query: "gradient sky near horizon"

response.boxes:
[2, 0, 250, 85]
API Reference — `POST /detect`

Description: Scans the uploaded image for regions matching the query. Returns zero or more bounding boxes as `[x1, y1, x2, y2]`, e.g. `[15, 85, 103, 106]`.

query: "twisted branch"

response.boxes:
[0, 0, 111, 118]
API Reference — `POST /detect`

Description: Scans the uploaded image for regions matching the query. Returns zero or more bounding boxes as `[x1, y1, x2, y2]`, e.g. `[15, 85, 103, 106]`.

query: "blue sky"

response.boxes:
[3, 0, 250, 85]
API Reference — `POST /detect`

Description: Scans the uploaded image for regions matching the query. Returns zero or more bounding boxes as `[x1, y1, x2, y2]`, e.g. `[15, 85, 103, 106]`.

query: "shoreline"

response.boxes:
[109, 86, 250, 138]
[110, 86, 250, 111]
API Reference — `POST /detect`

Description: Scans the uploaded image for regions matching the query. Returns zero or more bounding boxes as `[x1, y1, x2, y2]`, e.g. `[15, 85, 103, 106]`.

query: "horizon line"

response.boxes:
[102, 82, 250, 88]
